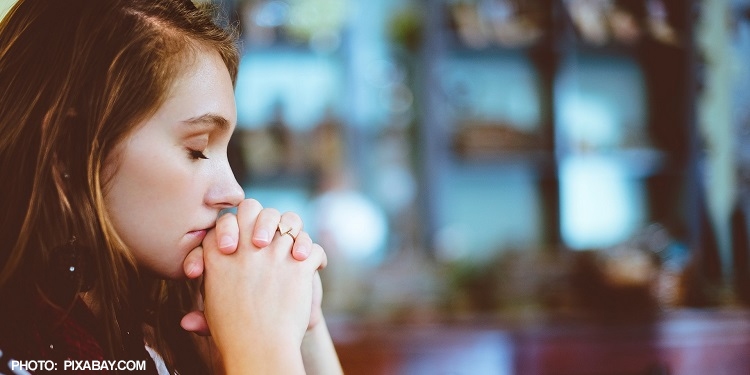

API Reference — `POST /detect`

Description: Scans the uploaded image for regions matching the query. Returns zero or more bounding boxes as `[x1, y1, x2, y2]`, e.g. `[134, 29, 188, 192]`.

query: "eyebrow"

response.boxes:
[181, 113, 231, 131]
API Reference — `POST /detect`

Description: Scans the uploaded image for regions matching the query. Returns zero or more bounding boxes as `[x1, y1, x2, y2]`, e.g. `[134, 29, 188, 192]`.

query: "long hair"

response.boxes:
[0, 0, 238, 371]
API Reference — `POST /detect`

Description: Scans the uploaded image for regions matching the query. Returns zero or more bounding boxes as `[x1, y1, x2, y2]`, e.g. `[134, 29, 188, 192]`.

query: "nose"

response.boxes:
[206, 159, 245, 209]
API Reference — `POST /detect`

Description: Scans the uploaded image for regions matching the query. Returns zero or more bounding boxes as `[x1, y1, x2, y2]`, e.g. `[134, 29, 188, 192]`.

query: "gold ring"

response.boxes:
[277, 224, 297, 240]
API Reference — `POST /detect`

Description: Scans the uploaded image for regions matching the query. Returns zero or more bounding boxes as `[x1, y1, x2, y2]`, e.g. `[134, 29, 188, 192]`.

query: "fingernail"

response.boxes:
[295, 245, 310, 259]
[253, 229, 269, 244]
[219, 235, 234, 249]
[187, 263, 197, 277]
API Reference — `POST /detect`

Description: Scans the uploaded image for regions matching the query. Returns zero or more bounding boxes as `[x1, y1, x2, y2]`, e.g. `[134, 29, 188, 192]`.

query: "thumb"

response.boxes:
[180, 310, 211, 336]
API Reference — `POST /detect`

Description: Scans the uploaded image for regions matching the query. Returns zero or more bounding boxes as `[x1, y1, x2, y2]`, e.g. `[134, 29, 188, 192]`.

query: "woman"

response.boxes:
[0, 0, 341, 373]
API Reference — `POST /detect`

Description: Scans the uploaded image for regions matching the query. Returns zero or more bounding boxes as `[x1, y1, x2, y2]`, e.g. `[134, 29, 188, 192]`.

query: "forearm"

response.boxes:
[221, 339, 306, 375]
[301, 317, 344, 375]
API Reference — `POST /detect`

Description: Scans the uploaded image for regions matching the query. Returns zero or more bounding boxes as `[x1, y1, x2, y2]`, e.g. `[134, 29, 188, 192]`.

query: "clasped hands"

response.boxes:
[178, 199, 327, 349]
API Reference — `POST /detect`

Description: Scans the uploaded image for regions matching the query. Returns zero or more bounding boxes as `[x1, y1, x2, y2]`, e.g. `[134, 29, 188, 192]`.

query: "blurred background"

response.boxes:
[205, 0, 750, 373]
[4, 0, 750, 373]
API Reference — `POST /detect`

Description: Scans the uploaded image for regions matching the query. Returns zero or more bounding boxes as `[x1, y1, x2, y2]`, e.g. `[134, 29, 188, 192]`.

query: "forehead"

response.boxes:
[104, 48, 236, 164]
[153, 47, 237, 127]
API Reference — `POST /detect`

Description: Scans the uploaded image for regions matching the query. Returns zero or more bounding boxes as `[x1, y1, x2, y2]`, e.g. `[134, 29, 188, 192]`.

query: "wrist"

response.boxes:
[221, 337, 305, 375]
[301, 317, 344, 375]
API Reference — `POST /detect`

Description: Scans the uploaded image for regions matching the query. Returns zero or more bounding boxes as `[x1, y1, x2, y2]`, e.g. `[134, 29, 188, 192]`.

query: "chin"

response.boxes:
[139, 262, 188, 280]
[163, 267, 190, 280]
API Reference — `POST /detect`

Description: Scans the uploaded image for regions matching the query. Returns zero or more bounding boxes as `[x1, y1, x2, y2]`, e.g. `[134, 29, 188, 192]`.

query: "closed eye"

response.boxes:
[188, 149, 208, 160]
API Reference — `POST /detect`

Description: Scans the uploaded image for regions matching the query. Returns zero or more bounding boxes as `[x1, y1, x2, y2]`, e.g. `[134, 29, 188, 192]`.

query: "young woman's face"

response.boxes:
[104, 49, 244, 279]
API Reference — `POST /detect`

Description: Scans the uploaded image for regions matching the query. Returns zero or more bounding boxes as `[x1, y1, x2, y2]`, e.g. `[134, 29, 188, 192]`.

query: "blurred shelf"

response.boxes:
[562, 39, 642, 57]
[449, 150, 556, 179]
[442, 2, 548, 57]
[451, 148, 555, 163]
[245, 171, 316, 189]
[452, 123, 550, 157]
[443, 33, 548, 58]
[446, 148, 667, 180]
[557, 148, 669, 179]
[557, 38, 686, 61]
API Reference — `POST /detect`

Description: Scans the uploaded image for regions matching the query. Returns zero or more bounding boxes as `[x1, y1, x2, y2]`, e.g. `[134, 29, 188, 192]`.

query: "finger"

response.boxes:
[291, 231, 313, 261]
[277, 211, 303, 242]
[215, 212, 239, 254]
[180, 310, 211, 336]
[307, 243, 328, 270]
[308, 271, 323, 330]
[202, 229, 220, 266]
[183, 246, 204, 279]
[236, 199, 263, 250]
[252, 207, 281, 248]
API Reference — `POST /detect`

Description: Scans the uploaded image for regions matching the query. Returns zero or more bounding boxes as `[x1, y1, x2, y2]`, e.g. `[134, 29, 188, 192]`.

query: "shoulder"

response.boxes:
[0, 296, 107, 371]
[144, 345, 172, 375]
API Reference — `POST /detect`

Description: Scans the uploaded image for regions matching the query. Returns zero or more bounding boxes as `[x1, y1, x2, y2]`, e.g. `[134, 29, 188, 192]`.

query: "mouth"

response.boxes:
[187, 228, 208, 237]
[186, 227, 211, 246]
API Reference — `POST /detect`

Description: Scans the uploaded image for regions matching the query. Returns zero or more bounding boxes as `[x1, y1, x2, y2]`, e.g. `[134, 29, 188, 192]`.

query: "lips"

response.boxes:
[188, 229, 208, 236]
[186, 218, 217, 248]
[188, 228, 208, 238]
[186, 228, 208, 248]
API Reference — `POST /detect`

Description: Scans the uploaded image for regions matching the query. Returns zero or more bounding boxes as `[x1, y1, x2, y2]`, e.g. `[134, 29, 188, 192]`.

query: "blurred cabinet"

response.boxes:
[228, 0, 700, 260]
[417, 0, 698, 256]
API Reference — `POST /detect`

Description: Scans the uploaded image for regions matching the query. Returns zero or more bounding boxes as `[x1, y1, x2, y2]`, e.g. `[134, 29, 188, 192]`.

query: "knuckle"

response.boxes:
[282, 211, 301, 222]
[261, 207, 280, 219]
[311, 243, 324, 256]
[238, 198, 261, 212]
[216, 212, 236, 228]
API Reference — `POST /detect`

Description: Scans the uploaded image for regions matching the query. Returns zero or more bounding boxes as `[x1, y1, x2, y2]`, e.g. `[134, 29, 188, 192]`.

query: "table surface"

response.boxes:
[329, 309, 750, 375]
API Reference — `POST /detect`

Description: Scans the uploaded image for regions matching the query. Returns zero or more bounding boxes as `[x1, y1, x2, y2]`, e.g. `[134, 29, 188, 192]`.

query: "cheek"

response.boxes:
[103, 147, 197, 273]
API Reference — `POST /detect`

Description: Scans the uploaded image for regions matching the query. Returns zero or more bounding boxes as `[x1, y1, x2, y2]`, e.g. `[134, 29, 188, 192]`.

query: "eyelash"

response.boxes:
[188, 149, 209, 160]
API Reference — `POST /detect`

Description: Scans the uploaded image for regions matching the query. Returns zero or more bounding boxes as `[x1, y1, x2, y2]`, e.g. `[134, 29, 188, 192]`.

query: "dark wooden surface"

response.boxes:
[329, 310, 750, 375]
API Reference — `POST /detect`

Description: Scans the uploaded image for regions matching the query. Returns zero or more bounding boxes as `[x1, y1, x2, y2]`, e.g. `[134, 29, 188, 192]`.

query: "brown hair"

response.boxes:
[0, 0, 238, 372]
